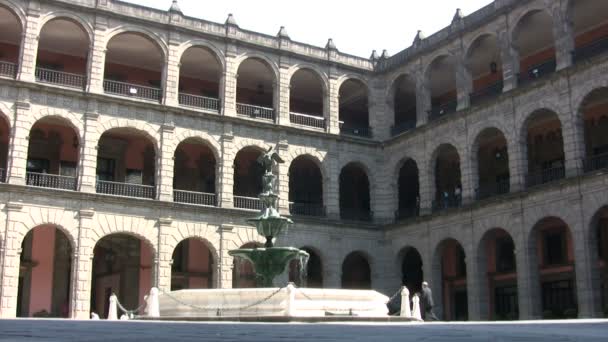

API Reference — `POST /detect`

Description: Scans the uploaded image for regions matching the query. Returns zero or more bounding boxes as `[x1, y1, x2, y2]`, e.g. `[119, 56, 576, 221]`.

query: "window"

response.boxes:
[60, 161, 77, 177]
[96, 158, 115, 181]
[126, 169, 142, 185]
[544, 231, 566, 266]
[27, 159, 50, 173]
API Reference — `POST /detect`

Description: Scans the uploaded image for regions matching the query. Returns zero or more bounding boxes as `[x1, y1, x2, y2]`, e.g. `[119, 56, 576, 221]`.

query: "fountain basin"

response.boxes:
[228, 247, 308, 287]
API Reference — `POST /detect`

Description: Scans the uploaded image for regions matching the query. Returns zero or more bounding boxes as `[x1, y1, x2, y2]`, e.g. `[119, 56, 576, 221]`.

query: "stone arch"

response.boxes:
[428, 142, 463, 178]
[231, 138, 269, 156]
[0, 102, 13, 128]
[396, 245, 424, 293]
[0, 0, 26, 30]
[95, 118, 160, 155]
[287, 64, 330, 93]
[26, 108, 84, 143]
[38, 11, 94, 45]
[169, 236, 220, 287]
[385, 71, 416, 98]
[176, 40, 226, 70]
[11, 210, 78, 253]
[104, 25, 168, 59]
[89, 225, 157, 258]
[573, 86, 608, 117]
[285, 149, 327, 180]
[171, 132, 221, 164]
[464, 31, 500, 60]
[234, 53, 280, 83]
[509, 5, 554, 44]
[336, 74, 370, 90]
[423, 52, 455, 80]
[341, 250, 374, 289]
[431, 236, 469, 320]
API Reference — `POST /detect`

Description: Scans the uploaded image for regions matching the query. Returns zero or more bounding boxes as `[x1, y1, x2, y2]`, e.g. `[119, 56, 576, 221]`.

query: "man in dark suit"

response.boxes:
[421, 281, 439, 321]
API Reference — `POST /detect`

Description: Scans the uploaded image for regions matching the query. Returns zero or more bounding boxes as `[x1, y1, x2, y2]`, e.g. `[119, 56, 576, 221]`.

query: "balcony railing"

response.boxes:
[340, 209, 373, 222]
[428, 99, 457, 121]
[35, 67, 86, 89]
[233, 195, 262, 210]
[517, 58, 556, 86]
[476, 179, 510, 200]
[432, 195, 462, 212]
[103, 79, 162, 102]
[174, 189, 216, 206]
[96, 180, 155, 199]
[26, 172, 77, 191]
[391, 117, 417, 136]
[526, 166, 565, 188]
[395, 206, 419, 221]
[583, 153, 608, 173]
[178, 93, 220, 113]
[0, 168, 5, 182]
[573, 36, 608, 63]
[470, 80, 503, 105]
[289, 112, 325, 129]
[289, 202, 326, 217]
[0, 61, 17, 78]
[236, 103, 274, 121]
[339, 121, 372, 138]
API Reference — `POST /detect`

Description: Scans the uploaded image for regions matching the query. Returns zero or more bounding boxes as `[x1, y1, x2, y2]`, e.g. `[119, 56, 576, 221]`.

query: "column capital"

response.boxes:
[79, 208, 95, 218]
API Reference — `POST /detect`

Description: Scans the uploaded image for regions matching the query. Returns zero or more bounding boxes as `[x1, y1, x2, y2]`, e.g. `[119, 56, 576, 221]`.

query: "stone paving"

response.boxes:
[0, 319, 607, 341]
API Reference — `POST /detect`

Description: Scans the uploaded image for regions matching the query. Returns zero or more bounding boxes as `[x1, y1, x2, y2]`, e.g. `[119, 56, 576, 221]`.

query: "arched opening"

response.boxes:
[427, 55, 457, 120]
[467, 34, 503, 105]
[96, 128, 156, 199]
[288, 155, 324, 217]
[571, 0, 608, 62]
[339, 79, 370, 138]
[91, 233, 154, 318]
[232, 242, 261, 288]
[178, 46, 222, 112]
[288, 247, 323, 288]
[433, 144, 462, 211]
[236, 58, 275, 121]
[232, 146, 264, 210]
[529, 217, 578, 319]
[475, 128, 510, 199]
[581, 88, 608, 172]
[396, 159, 419, 220]
[171, 238, 214, 290]
[104, 32, 164, 102]
[289, 68, 325, 129]
[523, 109, 565, 187]
[26, 117, 79, 190]
[478, 228, 518, 320]
[341, 251, 371, 289]
[400, 247, 423, 294]
[339, 163, 371, 221]
[17, 225, 72, 318]
[0, 5, 22, 78]
[35, 18, 89, 89]
[173, 138, 216, 206]
[391, 74, 417, 135]
[436, 239, 468, 321]
[512, 10, 556, 85]
[590, 207, 608, 316]
[0, 114, 10, 181]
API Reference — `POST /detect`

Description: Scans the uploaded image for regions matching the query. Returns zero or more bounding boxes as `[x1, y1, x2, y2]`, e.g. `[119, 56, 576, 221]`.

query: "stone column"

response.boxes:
[324, 149, 340, 219]
[157, 122, 175, 202]
[455, 51, 471, 111]
[415, 69, 430, 127]
[418, 154, 432, 215]
[323, 236, 342, 288]
[78, 106, 100, 193]
[163, 33, 181, 107]
[465, 244, 482, 321]
[71, 208, 95, 319]
[515, 217, 538, 320]
[554, 4, 574, 71]
[156, 217, 173, 292]
[277, 139, 290, 215]
[218, 132, 235, 208]
[277, 60, 291, 126]
[571, 215, 602, 317]
[0, 202, 24, 318]
[508, 135, 527, 193]
[372, 155, 392, 222]
[16, 2, 40, 83]
[219, 224, 235, 289]
[562, 98, 585, 178]
[222, 47, 238, 117]
[6, 96, 31, 186]
[368, 78, 387, 140]
[86, 15, 107, 94]
[327, 67, 340, 135]
[460, 143, 475, 206]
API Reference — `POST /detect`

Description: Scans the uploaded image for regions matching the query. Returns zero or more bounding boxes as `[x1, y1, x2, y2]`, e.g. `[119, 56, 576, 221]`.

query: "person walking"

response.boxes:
[421, 281, 439, 321]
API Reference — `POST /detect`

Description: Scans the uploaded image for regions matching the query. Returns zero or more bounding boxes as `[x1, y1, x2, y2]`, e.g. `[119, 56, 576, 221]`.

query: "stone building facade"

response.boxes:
[0, 0, 607, 322]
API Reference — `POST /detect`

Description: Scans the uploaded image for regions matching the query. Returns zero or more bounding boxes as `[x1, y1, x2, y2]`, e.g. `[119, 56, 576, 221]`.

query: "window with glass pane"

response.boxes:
[96, 158, 115, 181]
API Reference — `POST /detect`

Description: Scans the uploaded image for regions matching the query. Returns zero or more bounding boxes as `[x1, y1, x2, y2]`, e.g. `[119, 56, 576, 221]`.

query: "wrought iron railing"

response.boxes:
[432, 195, 462, 212]
[233, 195, 262, 210]
[573, 36, 608, 63]
[395, 206, 419, 221]
[289, 112, 325, 129]
[526, 166, 565, 188]
[173, 189, 216, 206]
[517, 58, 556, 86]
[583, 153, 608, 173]
[391, 117, 417, 136]
[0, 168, 5, 182]
[103, 79, 162, 102]
[26, 172, 77, 191]
[340, 209, 373, 222]
[339, 121, 372, 138]
[35, 67, 86, 89]
[0, 61, 17, 78]
[236, 103, 274, 120]
[428, 99, 457, 121]
[289, 202, 326, 217]
[178, 93, 220, 113]
[470, 80, 503, 105]
[476, 179, 510, 200]
[96, 180, 156, 199]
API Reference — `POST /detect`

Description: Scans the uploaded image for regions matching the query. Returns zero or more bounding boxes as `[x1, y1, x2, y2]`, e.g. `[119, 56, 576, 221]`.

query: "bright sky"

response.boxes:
[124, 0, 494, 58]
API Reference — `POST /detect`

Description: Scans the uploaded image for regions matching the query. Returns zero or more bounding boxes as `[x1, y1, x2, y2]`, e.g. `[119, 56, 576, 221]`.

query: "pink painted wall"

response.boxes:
[28, 226, 56, 316]
[105, 62, 161, 87]
[124, 138, 151, 170]
[36, 50, 87, 74]
[187, 240, 210, 289]
[138, 241, 152, 307]
[0, 42, 20, 64]
[33, 122, 79, 163]
[94, 273, 119, 318]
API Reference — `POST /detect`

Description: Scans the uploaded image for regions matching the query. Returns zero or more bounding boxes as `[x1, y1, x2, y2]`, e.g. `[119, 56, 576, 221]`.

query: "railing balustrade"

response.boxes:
[428, 99, 457, 121]
[236, 103, 274, 121]
[340, 209, 373, 222]
[526, 165, 565, 188]
[26, 172, 77, 191]
[432, 195, 462, 212]
[0, 61, 17, 78]
[583, 153, 608, 173]
[35, 67, 86, 89]
[339, 121, 372, 138]
[289, 202, 326, 217]
[0, 168, 5, 183]
[96, 180, 156, 199]
[476, 178, 510, 200]
[173, 189, 216, 206]
[178, 93, 220, 113]
[103, 79, 162, 102]
[233, 195, 262, 210]
[391, 116, 417, 136]
[517, 59, 556, 86]
[289, 112, 325, 129]
[395, 206, 419, 221]
[573, 36, 608, 63]
[470, 80, 503, 105]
